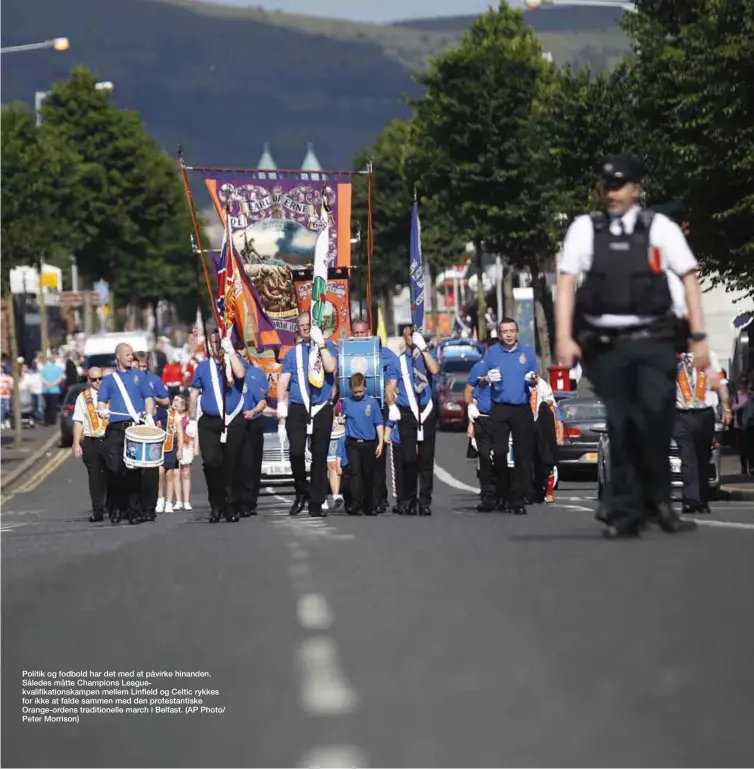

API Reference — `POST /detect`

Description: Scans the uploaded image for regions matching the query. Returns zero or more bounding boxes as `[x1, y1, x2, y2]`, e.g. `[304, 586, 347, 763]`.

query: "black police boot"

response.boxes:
[289, 495, 306, 516]
[209, 508, 221, 524]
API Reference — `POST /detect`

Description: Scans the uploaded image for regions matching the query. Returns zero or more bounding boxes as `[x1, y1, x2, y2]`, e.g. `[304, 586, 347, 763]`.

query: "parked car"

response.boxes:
[556, 397, 606, 475]
[260, 415, 311, 487]
[438, 376, 467, 430]
[59, 383, 87, 447]
[433, 339, 484, 407]
[596, 422, 723, 500]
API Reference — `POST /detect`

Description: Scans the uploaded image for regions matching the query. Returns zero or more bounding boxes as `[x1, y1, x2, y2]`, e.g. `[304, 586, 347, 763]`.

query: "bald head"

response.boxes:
[87, 366, 104, 387]
[297, 312, 311, 343]
[115, 344, 134, 370]
[351, 320, 369, 338]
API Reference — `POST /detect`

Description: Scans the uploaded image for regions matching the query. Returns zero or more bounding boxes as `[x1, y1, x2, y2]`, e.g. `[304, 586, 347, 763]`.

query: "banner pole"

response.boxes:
[366, 161, 374, 332]
[178, 149, 220, 329]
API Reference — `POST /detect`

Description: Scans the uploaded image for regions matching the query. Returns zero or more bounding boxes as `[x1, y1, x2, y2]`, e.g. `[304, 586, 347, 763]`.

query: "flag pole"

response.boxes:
[366, 160, 374, 332]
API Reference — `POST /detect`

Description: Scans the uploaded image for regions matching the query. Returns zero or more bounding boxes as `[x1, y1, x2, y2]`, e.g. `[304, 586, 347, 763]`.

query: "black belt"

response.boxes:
[84, 434, 106, 441]
[346, 437, 375, 443]
[493, 402, 528, 407]
[107, 421, 135, 431]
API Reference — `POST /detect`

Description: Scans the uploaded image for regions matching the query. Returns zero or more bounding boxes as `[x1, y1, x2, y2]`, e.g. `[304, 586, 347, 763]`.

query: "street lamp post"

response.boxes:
[525, 0, 636, 10]
[35, 81, 114, 127]
[1, 37, 70, 54]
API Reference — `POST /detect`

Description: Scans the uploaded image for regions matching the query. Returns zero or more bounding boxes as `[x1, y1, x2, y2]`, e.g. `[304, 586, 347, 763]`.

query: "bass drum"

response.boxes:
[338, 337, 384, 403]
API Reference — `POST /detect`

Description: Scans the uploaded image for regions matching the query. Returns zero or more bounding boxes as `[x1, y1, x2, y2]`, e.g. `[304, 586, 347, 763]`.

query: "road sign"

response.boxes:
[94, 280, 110, 306]
[57, 291, 99, 307]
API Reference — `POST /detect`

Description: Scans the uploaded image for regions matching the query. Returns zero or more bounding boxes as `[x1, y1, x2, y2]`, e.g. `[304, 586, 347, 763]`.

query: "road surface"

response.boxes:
[2, 432, 754, 767]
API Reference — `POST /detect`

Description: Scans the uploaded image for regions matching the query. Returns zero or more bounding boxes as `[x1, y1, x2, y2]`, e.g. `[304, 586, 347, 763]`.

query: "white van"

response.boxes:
[84, 331, 154, 373]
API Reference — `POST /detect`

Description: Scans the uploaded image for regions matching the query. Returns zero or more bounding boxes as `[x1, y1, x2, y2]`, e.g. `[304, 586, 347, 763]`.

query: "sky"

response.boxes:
[202, 0, 526, 24]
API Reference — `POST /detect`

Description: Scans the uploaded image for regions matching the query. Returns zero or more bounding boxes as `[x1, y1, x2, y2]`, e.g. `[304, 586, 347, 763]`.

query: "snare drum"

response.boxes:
[338, 337, 384, 403]
[124, 425, 166, 469]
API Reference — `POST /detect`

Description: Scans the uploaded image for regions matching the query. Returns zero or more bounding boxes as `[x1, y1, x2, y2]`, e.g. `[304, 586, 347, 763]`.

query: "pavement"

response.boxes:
[1, 424, 60, 488]
[2, 431, 754, 767]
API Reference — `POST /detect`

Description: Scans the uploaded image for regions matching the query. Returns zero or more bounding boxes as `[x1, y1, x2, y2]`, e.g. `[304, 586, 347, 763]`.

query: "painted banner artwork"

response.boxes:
[292, 271, 352, 345]
[204, 173, 353, 345]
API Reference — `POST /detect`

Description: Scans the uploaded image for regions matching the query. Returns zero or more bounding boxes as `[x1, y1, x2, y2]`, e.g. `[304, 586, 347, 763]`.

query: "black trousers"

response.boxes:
[585, 337, 677, 527]
[373, 404, 390, 509]
[241, 416, 265, 510]
[474, 416, 497, 506]
[491, 403, 534, 509]
[389, 442, 405, 506]
[141, 468, 160, 514]
[43, 393, 60, 426]
[103, 422, 141, 515]
[398, 406, 437, 508]
[674, 408, 715, 506]
[82, 436, 108, 516]
[286, 402, 333, 510]
[346, 438, 377, 513]
[198, 414, 245, 513]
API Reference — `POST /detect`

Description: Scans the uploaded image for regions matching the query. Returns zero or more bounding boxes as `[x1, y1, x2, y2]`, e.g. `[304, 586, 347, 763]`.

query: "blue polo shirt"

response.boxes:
[191, 358, 246, 418]
[343, 395, 382, 440]
[99, 369, 153, 424]
[484, 343, 538, 405]
[466, 360, 492, 415]
[335, 434, 349, 468]
[385, 419, 401, 445]
[243, 365, 268, 418]
[281, 342, 337, 406]
[385, 350, 435, 409]
[145, 371, 169, 426]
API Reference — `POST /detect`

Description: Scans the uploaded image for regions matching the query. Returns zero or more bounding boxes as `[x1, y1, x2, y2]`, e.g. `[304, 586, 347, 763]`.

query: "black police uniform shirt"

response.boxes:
[559, 204, 698, 328]
[191, 358, 246, 418]
[99, 369, 153, 423]
[342, 395, 383, 440]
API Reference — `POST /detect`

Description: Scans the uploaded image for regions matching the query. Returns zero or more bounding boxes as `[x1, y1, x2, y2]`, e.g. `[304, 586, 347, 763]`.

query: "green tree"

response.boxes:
[38, 66, 202, 317]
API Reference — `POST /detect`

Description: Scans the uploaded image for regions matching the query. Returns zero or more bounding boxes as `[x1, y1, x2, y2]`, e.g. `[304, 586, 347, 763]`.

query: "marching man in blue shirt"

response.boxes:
[186, 327, 248, 523]
[483, 318, 539, 515]
[276, 312, 338, 518]
[385, 324, 440, 516]
[240, 357, 268, 517]
[342, 372, 384, 516]
[96, 343, 155, 524]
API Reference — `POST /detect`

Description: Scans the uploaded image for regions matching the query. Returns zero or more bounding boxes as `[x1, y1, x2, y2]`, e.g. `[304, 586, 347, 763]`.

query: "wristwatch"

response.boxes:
[688, 331, 707, 342]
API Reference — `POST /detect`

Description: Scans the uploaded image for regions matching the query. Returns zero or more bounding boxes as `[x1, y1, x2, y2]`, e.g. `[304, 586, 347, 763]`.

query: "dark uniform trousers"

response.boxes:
[491, 403, 534, 509]
[474, 415, 497, 506]
[141, 468, 160, 516]
[241, 416, 265, 512]
[82, 435, 108, 517]
[346, 438, 377, 514]
[286, 402, 333, 510]
[373, 403, 390, 510]
[198, 414, 245, 513]
[103, 422, 142, 516]
[674, 407, 715, 507]
[585, 337, 677, 526]
[398, 406, 437, 508]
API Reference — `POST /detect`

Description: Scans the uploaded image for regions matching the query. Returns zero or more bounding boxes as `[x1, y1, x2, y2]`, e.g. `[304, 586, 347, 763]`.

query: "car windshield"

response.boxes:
[560, 401, 606, 422]
[85, 353, 117, 370]
[441, 359, 477, 373]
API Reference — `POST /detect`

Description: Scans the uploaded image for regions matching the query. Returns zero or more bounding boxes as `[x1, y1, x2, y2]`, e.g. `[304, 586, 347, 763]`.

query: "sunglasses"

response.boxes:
[89, 377, 103, 382]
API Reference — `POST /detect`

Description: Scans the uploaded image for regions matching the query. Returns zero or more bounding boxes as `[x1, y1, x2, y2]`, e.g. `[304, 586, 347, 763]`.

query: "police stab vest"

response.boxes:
[576, 210, 673, 318]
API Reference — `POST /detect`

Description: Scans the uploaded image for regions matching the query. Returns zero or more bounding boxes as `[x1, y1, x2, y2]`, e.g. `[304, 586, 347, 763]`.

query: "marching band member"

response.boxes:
[240, 356, 268, 517]
[97, 344, 155, 524]
[350, 319, 399, 514]
[71, 366, 108, 523]
[276, 312, 338, 518]
[186, 328, 247, 523]
[160, 394, 184, 513]
[135, 352, 170, 520]
[384, 325, 440, 516]
[674, 351, 731, 513]
[483, 319, 539, 516]
[177, 395, 198, 510]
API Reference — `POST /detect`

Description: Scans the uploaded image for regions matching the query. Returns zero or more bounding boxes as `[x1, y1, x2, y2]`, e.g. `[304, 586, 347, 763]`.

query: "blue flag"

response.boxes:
[409, 201, 425, 332]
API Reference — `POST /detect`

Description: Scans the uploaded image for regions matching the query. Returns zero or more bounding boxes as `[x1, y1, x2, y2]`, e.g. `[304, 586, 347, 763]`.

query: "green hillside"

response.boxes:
[1, 0, 630, 171]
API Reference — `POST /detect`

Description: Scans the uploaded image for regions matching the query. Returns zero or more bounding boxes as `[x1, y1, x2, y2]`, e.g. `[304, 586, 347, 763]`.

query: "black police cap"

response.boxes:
[600, 156, 643, 184]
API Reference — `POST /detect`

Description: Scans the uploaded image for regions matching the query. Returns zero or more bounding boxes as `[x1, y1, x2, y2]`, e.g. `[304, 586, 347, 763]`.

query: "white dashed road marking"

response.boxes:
[297, 637, 359, 716]
[299, 745, 368, 768]
[297, 593, 334, 631]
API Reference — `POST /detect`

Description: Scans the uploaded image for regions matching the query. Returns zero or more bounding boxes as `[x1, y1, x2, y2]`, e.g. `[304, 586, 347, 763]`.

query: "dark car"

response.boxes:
[432, 339, 484, 407]
[556, 397, 606, 475]
[438, 376, 467, 430]
[59, 383, 87, 447]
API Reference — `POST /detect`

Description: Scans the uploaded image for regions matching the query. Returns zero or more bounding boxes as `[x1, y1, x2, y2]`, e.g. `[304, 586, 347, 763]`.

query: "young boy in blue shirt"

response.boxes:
[342, 372, 383, 516]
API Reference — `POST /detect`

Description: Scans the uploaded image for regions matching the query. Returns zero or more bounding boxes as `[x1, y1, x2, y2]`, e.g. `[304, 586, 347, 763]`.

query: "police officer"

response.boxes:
[276, 312, 338, 517]
[186, 328, 247, 523]
[97, 344, 155, 524]
[482, 318, 538, 515]
[135, 352, 170, 520]
[385, 325, 440, 516]
[674, 350, 731, 513]
[464, 339, 498, 512]
[240, 354, 269, 517]
[350, 318, 398, 513]
[555, 155, 711, 537]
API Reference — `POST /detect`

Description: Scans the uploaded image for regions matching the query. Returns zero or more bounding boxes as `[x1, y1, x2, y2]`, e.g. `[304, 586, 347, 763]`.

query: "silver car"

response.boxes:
[596, 421, 723, 501]
[260, 415, 311, 487]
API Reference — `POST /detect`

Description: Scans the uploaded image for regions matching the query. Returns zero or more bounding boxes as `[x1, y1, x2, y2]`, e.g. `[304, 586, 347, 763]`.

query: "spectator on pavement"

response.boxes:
[0, 368, 13, 428]
[40, 355, 65, 426]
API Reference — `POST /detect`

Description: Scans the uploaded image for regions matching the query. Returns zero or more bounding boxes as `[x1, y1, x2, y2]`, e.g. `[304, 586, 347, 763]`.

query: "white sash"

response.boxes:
[399, 354, 433, 442]
[295, 344, 327, 434]
[112, 372, 140, 423]
[208, 359, 244, 442]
